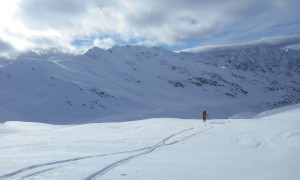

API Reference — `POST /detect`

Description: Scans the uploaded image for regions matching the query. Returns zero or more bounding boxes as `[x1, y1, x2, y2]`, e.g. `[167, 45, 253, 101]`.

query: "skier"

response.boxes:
[202, 111, 208, 123]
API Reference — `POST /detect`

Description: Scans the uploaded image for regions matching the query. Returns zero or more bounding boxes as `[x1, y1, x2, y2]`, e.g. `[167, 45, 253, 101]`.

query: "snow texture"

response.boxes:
[0, 104, 299, 179]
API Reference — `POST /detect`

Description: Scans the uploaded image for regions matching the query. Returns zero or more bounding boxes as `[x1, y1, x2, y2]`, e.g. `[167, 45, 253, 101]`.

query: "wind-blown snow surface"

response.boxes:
[0, 45, 299, 124]
[0, 104, 299, 180]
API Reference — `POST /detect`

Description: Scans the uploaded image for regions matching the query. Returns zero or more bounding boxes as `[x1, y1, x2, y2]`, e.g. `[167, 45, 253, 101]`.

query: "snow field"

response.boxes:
[0, 104, 300, 179]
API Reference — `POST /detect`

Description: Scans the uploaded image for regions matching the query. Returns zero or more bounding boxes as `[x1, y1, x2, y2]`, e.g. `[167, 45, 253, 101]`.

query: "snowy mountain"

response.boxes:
[0, 104, 299, 179]
[0, 45, 299, 124]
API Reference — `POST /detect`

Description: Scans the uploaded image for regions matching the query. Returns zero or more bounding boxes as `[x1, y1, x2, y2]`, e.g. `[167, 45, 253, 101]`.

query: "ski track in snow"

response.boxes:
[20, 166, 65, 179]
[0, 124, 217, 180]
[20, 168, 56, 180]
[84, 126, 214, 180]
[0, 148, 149, 179]
[20, 163, 77, 180]
[20, 167, 58, 180]
[286, 131, 300, 139]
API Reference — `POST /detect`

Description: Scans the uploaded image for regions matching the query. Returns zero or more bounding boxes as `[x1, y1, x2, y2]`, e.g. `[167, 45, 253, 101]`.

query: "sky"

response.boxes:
[0, 0, 300, 58]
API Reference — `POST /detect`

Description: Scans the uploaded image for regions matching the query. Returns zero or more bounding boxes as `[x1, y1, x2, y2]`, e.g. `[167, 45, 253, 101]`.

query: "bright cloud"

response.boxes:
[0, 0, 299, 57]
[93, 38, 115, 49]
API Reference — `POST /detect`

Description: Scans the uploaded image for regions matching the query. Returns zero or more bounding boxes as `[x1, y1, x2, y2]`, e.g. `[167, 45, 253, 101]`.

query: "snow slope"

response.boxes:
[0, 45, 299, 124]
[0, 104, 299, 180]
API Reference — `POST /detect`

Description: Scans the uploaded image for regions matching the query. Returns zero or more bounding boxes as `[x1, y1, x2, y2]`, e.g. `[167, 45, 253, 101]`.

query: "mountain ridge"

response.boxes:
[0, 45, 299, 124]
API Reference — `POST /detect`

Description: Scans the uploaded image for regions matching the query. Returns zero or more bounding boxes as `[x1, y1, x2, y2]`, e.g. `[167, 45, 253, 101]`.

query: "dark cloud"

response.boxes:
[121, 0, 300, 44]
[256, 35, 300, 47]
[29, 36, 58, 47]
[0, 39, 14, 52]
[17, 0, 124, 29]
[17, 0, 89, 28]
[127, 11, 166, 28]
[4, 0, 300, 54]
[17, 0, 300, 35]
[92, 0, 122, 9]
[0, 39, 16, 58]
[16, 48, 71, 60]
[183, 35, 300, 52]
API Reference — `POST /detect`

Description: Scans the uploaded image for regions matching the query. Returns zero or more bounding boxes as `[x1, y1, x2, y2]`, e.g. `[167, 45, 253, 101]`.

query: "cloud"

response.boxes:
[0, 38, 16, 58]
[93, 38, 115, 49]
[17, 0, 89, 28]
[0, 0, 299, 56]
[255, 35, 300, 47]
[180, 35, 300, 52]
[0, 39, 14, 52]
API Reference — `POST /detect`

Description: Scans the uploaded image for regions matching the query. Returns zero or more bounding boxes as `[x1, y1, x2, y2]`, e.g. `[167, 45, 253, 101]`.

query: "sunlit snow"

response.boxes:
[0, 104, 299, 180]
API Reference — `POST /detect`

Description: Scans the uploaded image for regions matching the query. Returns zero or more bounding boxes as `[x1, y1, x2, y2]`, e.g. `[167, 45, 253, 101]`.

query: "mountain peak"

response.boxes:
[83, 46, 110, 60]
[84, 45, 173, 60]
[1, 45, 300, 123]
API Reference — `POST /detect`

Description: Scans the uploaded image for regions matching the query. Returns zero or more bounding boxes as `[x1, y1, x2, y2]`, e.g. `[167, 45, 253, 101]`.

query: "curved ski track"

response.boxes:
[0, 125, 215, 180]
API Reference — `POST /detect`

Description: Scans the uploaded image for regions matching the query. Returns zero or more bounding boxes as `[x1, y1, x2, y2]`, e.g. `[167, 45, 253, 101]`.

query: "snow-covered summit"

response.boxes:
[0, 45, 299, 124]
